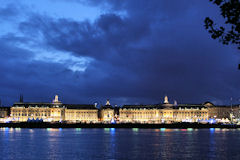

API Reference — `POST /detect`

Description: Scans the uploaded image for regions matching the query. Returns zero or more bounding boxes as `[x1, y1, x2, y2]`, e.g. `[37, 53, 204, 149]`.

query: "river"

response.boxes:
[0, 128, 239, 160]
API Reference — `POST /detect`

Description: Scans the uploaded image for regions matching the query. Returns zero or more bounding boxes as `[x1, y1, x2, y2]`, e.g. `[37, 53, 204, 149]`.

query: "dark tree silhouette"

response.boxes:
[204, 0, 240, 49]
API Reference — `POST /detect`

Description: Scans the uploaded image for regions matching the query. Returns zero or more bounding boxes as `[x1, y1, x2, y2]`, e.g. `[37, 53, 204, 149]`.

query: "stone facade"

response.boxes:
[119, 104, 208, 123]
[64, 107, 98, 123]
[99, 100, 115, 123]
[0, 107, 10, 118]
[7, 95, 240, 123]
[10, 95, 98, 123]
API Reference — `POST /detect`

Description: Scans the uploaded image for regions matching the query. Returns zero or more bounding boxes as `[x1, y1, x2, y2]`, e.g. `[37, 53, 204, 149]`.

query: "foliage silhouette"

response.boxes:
[205, 0, 240, 49]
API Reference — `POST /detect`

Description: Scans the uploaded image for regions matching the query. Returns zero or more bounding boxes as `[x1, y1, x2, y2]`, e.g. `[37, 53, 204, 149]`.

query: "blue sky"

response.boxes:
[0, 0, 239, 106]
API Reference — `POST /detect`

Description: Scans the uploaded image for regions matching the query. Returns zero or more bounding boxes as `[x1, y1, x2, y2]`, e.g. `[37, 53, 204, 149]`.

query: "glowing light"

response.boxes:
[132, 128, 139, 132]
[4, 118, 11, 123]
[181, 129, 187, 131]
[110, 128, 115, 134]
[208, 118, 216, 124]
[160, 128, 166, 131]
[187, 128, 193, 131]
[210, 128, 215, 133]
[59, 128, 62, 131]
[47, 128, 51, 131]
[76, 128, 81, 131]
[104, 128, 110, 132]
[111, 118, 116, 124]
[222, 129, 229, 132]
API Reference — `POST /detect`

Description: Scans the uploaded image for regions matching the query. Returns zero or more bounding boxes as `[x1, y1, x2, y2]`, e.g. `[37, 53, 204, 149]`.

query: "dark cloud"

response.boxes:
[0, 4, 20, 20]
[0, 0, 239, 106]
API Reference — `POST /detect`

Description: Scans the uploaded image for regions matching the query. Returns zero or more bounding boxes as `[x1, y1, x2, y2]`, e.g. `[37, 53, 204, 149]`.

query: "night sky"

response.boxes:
[0, 0, 239, 106]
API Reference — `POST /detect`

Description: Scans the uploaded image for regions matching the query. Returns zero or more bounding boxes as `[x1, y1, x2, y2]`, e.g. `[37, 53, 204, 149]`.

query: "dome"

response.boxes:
[203, 101, 215, 107]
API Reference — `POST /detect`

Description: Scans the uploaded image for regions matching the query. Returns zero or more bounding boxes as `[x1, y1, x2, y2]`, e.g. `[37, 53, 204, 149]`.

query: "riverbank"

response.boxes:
[0, 122, 239, 128]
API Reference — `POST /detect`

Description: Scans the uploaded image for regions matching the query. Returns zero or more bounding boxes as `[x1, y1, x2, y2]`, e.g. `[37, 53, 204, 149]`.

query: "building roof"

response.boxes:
[64, 104, 97, 110]
[13, 102, 55, 108]
[12, 102, 97, 109]
[0, 106, 11, 111]
[101, 105, 114, 109]
[122, 104, 164, 109]
[121, 103, 207, 109]
[213, 104, 240, 108]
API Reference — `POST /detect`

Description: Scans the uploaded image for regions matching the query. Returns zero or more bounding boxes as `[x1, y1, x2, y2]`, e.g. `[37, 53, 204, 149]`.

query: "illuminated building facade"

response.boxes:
[11, 95, 98, 123]
[118, 97, 240, 123]
[7, 95, 240, 123]
[64, 104, 98, 123]
[206, 102, 240, 122]
[119, 96, 209, 123]
[99, 100, 115, 123]
[0, 107, 10, 118]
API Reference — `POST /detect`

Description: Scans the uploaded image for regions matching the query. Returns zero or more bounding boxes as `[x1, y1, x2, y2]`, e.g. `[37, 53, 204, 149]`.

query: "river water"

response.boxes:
[0, 128, 239, 160]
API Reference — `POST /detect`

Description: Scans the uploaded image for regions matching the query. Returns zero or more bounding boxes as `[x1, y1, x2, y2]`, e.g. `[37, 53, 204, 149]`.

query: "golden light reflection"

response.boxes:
[165, 129, 172, 132]
[154, 129, 160, 132]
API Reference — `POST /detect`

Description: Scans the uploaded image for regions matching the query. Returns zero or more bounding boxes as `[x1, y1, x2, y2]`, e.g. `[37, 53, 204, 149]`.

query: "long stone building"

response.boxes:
[118, 97, 240, 123]
[4, 95, 240, 123]
[119, 96, 209, 123]
[11, 95, 98, 123]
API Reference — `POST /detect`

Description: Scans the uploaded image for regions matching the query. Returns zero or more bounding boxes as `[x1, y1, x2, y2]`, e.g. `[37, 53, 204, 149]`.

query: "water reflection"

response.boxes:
[132, 128, 139, 132]
[0, 128, 239, 159]
[46, 128, 61, 160]
[110, 128, 115, 134]
[165, 129, 172, 132]
[208, 128, 217, 159]
[75, 128, 81, 133]
[210, 128, 215, 133]
[104, 128, 110, 132]
[0, 127, 9, 132]
[160, 128, 165, 131]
